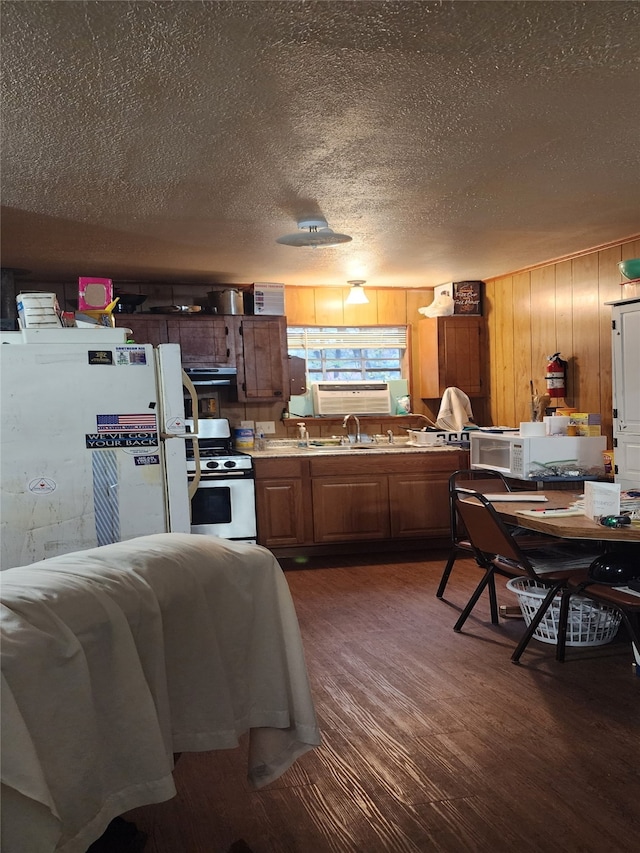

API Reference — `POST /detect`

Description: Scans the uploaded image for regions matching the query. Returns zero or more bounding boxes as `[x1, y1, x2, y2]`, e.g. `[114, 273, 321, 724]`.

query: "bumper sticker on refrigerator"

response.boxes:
[92, 450, 120, 546]
[86, 432, 158, 449]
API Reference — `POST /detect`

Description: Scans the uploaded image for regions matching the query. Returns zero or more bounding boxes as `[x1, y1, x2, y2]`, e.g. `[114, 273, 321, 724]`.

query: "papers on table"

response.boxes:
[516, 508, 585, 518]
[483, 492, 548, 502]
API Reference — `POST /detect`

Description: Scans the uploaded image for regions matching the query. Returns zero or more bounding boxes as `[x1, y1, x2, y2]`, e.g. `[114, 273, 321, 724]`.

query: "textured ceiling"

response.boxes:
[1, 1, 639, 289]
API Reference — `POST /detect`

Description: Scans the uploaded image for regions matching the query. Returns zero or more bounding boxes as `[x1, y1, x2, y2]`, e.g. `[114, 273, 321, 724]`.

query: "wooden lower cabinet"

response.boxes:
[254, 449, 467, 550]
[388, 471, 452, 536]
[254, 458, 312, 548]
[312, 475, 390, 542]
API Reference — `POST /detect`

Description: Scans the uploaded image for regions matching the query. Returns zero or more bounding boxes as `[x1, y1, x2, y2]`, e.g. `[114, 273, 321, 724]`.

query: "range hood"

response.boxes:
[183, 366, 237, 386]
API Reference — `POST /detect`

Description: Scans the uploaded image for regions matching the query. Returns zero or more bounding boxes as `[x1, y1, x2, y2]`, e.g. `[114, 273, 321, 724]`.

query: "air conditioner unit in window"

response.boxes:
[311, 382, 391, 416]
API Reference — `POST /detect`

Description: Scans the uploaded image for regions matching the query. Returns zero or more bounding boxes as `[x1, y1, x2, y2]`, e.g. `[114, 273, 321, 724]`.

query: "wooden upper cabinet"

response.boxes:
[119, 314, 291, 400]
[234, 315, 290, 402]
[117, 315, 169, 347]
[117, 314, 233, 365]
[166, 316, 234, 365]
[418, 316, 485, 398]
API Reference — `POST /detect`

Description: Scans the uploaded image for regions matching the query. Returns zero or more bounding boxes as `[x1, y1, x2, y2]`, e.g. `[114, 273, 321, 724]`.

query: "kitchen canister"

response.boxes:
[234, 427, 254, 449]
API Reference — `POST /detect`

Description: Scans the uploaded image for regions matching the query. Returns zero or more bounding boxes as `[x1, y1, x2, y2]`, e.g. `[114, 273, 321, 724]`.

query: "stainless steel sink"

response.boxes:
[304, 443, 413, 452]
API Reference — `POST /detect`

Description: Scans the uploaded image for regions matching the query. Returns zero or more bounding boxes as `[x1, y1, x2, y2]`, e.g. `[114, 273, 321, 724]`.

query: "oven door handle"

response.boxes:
[182, 369, 201, 501]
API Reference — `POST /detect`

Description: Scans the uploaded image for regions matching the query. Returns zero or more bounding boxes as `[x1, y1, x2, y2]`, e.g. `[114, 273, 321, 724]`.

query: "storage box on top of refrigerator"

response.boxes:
[0, 329, 194, 570]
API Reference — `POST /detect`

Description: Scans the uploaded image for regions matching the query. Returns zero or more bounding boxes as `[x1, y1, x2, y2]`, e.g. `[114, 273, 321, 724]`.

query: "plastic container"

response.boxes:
[16, 292, 62, 329]
[234, 427, 254, 449]
[506, 577, 621, 647]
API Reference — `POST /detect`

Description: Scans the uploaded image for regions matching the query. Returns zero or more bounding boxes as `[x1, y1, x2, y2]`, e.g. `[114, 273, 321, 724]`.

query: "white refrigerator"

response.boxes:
[0, 329, 195, 570]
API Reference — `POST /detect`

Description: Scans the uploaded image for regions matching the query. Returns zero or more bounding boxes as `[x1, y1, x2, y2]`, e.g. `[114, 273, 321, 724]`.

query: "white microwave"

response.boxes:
[469, 432, 607, 479]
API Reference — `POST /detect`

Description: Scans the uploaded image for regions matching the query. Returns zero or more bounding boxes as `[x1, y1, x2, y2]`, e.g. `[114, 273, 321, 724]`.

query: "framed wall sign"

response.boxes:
[434, 281, 483, 315]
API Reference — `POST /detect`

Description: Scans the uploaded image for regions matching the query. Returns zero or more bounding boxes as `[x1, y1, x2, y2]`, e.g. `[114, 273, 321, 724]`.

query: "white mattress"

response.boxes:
[0, 533, 321, 853]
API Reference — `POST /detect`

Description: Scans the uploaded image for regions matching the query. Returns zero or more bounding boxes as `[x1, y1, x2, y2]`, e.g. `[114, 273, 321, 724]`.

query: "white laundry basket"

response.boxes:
[506, 577, 622, 647]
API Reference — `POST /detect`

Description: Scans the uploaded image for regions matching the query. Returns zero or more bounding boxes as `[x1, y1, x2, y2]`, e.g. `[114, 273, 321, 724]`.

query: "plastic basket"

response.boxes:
[506, 577, 622, 647]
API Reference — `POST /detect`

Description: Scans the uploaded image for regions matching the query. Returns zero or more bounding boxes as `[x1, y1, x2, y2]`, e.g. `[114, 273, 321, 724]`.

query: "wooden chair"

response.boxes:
[450, 487, 595, 663]
[556, 576, 640, 663]
[436, 469, 557, 600]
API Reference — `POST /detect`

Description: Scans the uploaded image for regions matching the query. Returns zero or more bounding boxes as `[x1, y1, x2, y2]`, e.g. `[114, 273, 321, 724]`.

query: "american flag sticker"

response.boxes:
[97, 413, 157, 432]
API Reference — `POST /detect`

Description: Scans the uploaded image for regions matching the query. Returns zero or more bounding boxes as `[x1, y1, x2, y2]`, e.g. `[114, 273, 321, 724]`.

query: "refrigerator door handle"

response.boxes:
[182, 369, 201, 500]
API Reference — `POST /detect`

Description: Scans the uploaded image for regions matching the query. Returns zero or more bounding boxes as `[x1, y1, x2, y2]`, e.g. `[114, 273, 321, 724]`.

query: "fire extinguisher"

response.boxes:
[546, 352, 568, 398]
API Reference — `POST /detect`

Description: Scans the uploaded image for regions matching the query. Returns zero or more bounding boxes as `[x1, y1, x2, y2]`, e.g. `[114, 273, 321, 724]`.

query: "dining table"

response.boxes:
[491, 490, 640, 542]
[491, 489, 640, 674]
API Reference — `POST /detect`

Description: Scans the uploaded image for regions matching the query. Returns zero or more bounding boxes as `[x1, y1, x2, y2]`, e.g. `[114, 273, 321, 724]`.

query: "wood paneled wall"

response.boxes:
[484, 236, 639, 443]
[25, 236, 639, 438]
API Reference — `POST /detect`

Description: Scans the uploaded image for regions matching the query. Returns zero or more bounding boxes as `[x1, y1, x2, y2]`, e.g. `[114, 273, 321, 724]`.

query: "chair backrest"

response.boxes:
[448, 469, 511, 545]
[452, 487, 537, 575]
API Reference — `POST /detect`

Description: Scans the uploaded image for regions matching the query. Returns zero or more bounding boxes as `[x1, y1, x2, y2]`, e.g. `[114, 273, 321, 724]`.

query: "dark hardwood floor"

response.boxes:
[126, 550, 640, 853]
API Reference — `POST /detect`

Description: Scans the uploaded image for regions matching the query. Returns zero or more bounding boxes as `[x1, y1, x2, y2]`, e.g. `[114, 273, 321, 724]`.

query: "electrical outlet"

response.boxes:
[255, 420, 276, 435]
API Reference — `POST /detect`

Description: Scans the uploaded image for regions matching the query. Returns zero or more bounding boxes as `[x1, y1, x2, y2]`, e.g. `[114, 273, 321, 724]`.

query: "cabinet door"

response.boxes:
[388, 471, 452, 537]
[166, 316, 233, 365]
[256, 479, 308, 547]
[235, 316, 290, 402]
[117, 315, 168, 346]
[419, 316, 484, 398]
[312, 476, 390, 542]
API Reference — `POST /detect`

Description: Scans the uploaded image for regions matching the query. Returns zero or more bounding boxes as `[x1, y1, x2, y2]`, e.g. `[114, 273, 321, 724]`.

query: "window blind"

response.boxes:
[287, 326, 407, 350]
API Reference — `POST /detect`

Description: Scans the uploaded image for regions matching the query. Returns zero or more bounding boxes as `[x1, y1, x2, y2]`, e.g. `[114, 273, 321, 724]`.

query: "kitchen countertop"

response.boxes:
[247, 441, 467, 459]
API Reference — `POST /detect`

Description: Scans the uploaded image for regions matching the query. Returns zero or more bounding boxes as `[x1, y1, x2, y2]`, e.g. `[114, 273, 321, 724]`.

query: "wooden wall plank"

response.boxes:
[285, 287, 317, 325]
[529, 265, 557, 404]
[376, 289, 409, 325]
[343, 287, 378, 325]
[554, 260, 574, 410]
[487, 276, 513, 426]
[512, 272, 532, 424]
[570, 253, 601, 415]
[314, 287, 345, 326]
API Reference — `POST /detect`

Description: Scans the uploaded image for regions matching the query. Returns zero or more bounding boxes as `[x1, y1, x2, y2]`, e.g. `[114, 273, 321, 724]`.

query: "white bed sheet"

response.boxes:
[0, 533, 320, 853]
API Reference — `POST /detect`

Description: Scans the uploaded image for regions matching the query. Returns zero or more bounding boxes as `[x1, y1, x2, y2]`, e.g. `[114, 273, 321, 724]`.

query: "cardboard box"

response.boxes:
[576, 425, 602, 437]
[570, 412, 602, 425]
[78, 277, 113, 311]
[252, 282, 285, 315]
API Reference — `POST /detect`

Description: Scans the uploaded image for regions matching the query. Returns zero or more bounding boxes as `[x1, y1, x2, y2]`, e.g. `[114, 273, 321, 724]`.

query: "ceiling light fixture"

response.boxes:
[345, 280, 369, 305]
[276, 217, 352, 248]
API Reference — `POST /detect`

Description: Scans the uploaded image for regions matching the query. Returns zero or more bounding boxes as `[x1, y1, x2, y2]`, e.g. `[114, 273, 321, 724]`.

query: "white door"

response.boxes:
[612, 300, 640, 434]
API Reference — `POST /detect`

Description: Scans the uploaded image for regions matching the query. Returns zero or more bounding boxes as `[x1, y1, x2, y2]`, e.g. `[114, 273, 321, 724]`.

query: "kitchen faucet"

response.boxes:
[342, 413, 361, 444]
[410, 412, 438, 428]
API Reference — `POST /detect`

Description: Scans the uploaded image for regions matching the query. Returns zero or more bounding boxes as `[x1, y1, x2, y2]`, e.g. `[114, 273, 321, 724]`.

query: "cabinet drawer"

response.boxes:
[254, 458, 306, 479]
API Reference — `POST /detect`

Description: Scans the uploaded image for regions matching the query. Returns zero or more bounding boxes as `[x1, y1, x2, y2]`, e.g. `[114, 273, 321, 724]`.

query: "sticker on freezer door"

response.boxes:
[115, 346, 148, 365]
[88, 350, 114, 365]
[134, 454, 160, 466]
[28, 477, 56, 494]
[96, 413, 157, 432]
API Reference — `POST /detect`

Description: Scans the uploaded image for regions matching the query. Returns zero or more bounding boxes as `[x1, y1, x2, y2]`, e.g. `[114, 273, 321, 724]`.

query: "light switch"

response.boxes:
[256, 420, 276, 434]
